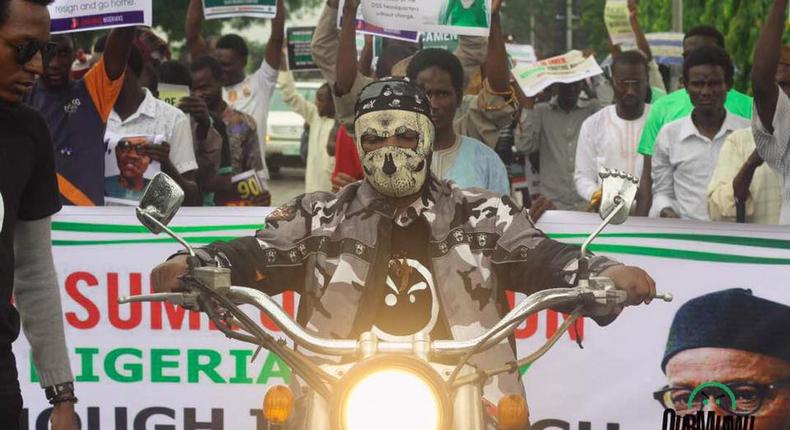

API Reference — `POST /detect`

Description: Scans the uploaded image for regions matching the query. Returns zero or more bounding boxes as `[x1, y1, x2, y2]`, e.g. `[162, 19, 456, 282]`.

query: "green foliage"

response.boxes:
[639, 0, 790, 93]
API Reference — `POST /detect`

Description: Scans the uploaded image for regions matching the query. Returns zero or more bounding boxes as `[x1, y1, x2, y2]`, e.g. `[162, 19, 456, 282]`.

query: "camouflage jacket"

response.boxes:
[203, 176, 619, 403]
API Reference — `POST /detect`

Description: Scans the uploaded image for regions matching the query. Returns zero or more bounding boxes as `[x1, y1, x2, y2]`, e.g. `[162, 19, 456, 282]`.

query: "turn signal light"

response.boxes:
[498, 394, 529, 430]
[263, 385, 293, 424]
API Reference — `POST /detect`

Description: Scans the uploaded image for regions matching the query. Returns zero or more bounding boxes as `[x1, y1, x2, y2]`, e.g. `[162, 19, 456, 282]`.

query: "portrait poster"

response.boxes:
[103, 133, 163, 206]
[202, 0, 278, 20]
[48, 0, 152, 34]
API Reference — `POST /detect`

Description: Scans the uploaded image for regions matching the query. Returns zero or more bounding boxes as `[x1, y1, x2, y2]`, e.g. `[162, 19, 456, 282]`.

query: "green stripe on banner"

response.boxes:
[53, 236, 239, 246]
[51, 237, 790, 264]
[583, 243, 790, 265]
[547, 232, 790, 250]
[52, 221, 262, 234]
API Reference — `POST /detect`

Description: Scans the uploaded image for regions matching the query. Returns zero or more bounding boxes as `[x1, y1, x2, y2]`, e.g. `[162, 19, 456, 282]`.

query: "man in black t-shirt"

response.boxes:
[0, 0, 77, 428]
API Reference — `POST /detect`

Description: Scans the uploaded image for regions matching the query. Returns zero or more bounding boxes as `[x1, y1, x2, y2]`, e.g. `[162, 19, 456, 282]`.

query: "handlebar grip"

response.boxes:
[654, 292, 673, 302]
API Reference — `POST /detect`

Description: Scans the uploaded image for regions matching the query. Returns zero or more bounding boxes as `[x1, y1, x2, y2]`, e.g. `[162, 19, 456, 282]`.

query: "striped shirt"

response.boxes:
[752, 87, 790, 224]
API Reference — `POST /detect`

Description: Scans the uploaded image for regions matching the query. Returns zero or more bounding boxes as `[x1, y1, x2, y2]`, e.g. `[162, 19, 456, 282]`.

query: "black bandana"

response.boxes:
[354, 77, 433, 123]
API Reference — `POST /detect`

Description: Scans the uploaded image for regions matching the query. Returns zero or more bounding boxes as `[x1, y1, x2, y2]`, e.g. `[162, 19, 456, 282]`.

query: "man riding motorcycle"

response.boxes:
[151, 78, 658, 425]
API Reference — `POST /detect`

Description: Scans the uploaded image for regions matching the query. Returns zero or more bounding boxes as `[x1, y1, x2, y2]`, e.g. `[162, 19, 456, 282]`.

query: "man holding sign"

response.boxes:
[25, 25, 136, 206]
[186, 0, 286, 179]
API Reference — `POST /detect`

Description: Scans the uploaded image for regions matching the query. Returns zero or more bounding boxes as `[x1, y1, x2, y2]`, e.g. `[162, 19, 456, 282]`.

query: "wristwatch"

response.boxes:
[45, 382, 78, 405]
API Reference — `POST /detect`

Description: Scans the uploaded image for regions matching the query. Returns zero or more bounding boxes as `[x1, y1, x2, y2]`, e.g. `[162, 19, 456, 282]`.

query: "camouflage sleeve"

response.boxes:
[492, 196, 620, 295]
[200, 196, 311, 295]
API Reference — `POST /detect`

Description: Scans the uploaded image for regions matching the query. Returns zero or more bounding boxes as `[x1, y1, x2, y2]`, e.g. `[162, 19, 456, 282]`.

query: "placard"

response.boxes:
[356, 0, 492, 37]
[202, 0, 277, 20]
[421, 32, 459, 52]
[512, 50, 604, 97]
[286, 27, 318, 71]
[604, 0, 635, 46]
[338, 2, 420, 43]
[506, 43, 536, 65]
[158, 84, 190, 108]
[48, 0, 152, 34]
[103, 134, 163, 206]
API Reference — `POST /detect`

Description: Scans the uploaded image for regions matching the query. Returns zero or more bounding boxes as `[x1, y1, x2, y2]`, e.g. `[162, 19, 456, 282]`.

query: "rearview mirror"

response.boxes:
[136, 172, 184, 235]
[598, 169, 638, 226]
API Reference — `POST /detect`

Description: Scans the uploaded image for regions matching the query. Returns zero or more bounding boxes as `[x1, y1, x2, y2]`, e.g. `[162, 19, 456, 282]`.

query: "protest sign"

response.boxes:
[103, 134, 163, 206]
[202, 0, 277, 20]
[157, 84, 190, 108]
[512, 50, 603, 97]
[421, 32, 459, 52]
[616, 32, 684, 65]
[287, 27, 318, 71]
[16, 209, 790, 429]
[506, 43, 536, 65]
[47, 0, 152, 34]
[338, 1, 420, 42]
[218, 170, 269, 206]
[604, 0, 635, 46]
[357, 0, 492, 37]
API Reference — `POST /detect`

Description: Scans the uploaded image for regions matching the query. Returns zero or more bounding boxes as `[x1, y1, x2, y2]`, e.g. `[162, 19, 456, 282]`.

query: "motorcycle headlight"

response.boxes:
[332, 355, 450, 430]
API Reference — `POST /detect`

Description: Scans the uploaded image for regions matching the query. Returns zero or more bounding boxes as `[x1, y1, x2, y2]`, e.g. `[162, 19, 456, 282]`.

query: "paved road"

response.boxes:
[268, 167, 307, 207]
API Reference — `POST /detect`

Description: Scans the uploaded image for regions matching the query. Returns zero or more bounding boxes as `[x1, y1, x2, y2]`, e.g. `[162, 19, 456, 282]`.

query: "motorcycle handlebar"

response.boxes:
[122, 283, 671, 359]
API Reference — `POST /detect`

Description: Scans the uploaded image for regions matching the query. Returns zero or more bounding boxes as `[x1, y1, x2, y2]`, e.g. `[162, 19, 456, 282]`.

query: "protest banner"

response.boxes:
[157, 84, 190, 108]
[349, 0, 492, 37]
[16, 208, 790, 429]
[286, 27, 318, 71]
[103, 134, 163, 206]
[512, 50, 603, 97]
[47, 0, 152, 34]
[421, 32, 460, 52]
[338, 1, 420, 42]
[202, 0, 277, 20]
[506, 43, 536, 65]
[604, 0, 635, 46]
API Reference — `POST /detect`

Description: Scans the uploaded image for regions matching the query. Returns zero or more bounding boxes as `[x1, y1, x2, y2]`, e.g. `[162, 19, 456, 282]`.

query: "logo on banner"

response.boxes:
[660, 381, 756, 430]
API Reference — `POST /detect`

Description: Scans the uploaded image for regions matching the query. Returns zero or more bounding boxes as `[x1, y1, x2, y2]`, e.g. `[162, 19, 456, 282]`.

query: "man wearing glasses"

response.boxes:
[654, 289, 790, 428]
[0, 0, 77, 428]
[24, 24, 135, 206]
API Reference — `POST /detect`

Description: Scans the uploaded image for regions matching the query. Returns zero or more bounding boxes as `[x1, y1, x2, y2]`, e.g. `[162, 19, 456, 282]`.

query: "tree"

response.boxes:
[638, 0, 790, 92]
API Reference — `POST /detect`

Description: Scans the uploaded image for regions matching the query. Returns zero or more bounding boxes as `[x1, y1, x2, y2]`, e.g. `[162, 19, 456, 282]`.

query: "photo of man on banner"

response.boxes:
[654, 289, 790, 428]
[439, 0, 489, 29]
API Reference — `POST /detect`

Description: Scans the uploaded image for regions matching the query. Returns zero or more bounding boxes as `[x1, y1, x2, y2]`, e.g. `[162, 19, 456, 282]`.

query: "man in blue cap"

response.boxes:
[655, 289, 790, 428]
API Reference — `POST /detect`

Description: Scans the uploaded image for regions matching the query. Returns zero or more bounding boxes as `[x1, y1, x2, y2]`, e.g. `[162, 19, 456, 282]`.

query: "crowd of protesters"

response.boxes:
[5, 0, 788, 226]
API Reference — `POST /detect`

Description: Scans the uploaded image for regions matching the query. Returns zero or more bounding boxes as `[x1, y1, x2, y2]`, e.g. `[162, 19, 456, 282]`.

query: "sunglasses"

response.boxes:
[117, 141, 147, 155]
[8, 39, 57, 67]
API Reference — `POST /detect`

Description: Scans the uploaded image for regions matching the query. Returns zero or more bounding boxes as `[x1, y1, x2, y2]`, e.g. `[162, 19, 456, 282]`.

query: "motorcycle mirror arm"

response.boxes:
[577, 197, 625, 281]
[136, 208, 196, 258]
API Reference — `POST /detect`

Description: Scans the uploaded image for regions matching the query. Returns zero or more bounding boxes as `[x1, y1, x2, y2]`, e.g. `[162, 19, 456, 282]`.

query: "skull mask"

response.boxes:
[354, 79, 435, 198]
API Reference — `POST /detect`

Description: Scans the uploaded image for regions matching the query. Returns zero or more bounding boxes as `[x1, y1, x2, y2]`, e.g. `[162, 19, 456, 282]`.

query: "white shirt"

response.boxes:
[752, 88, 790, 224]
[651, 112, 750, 220]
[277, 71, 335, 193]
[574, 105, 650, 202]
[223, 60, 278, 178]
[108, 89, 198, 174]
